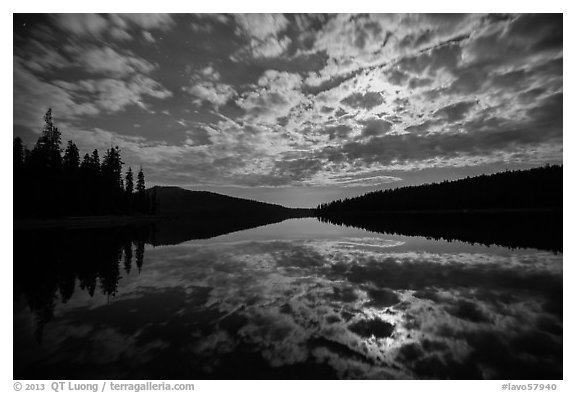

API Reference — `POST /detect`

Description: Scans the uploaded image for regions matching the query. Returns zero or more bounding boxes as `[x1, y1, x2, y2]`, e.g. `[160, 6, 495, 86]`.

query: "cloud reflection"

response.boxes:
[14, 223, 562, 379]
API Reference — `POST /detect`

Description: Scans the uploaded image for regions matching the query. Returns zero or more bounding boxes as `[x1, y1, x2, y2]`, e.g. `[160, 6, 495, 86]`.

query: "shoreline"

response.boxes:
[315, 207, 561, 216]
[13, 208, 314, 231]
[14, 208, 560, 231]
[13, 215, 162, 230]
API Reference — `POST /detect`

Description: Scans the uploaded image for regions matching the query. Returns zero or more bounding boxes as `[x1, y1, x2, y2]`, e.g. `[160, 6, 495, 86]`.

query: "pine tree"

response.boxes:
[91, 149, 100, 173]
[63, 141, 80, 174]
[81, 153, 91, 171]
[125, 167, 134, 195]
[102, 146, 124, 191]
[33, 108, 62, 172]
[136, 167, 146, 213]
[14, 137, 27, 217]
[136, 167, 145, 195]
[13, 137, 25, 172]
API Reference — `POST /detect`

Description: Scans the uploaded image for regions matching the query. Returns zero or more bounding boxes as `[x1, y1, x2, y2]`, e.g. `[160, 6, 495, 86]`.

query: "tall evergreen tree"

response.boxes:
[125, 167, 134, 195]
[13, 137, 27, 217]
[80, 152, 101, 216]
[80, 153, 91, 171]
[136, 167, 146, 213]
[63, 141, 80, 174]
[13, 137, 25, 172]
[136, 167, 145, 195]
[102, 146, 124, 191]
[61, 140, 81, 215]
[91, 149, 100, 173]
[32, 108, 62, 172]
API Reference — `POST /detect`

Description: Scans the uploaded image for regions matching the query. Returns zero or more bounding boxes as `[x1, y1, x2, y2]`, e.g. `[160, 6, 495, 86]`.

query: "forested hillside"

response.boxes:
[317, 165, 562, 214]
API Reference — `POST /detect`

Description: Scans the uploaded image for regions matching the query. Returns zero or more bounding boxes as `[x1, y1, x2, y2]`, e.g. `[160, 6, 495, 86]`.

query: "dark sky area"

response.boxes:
[13, 13, 563, 207]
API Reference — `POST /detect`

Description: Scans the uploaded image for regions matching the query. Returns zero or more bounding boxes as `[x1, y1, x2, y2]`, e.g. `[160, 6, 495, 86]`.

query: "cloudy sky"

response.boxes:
[13, 13, 562, 207]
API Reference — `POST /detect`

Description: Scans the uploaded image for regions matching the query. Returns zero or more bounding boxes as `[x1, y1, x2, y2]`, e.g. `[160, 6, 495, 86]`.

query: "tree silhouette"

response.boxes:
[125, 167, 134, 195]
[124, 167, 135, 213]
[136, 167, 147, 213]
[123, 241, 133, 274]
[135, 239, 145, 273]
[80, 153, 91, 171]
[14, 137, 27, 216]
[31, 108, 62, 173]
[14, 225, 153, 341]
[13, 108, 151, 218]
[63, 141, 80, 174]
[91, 149, 101, 173]
[13, 137, 25, 172]
[137, 167, 145, 195]
[102, 146, 124, 192]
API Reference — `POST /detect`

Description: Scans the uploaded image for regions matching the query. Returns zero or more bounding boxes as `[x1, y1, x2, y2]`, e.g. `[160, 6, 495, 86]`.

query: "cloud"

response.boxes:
[112, 14, 175, 31]
[110, 27, 132, 41]
[13, 57, 99, 130]
[404, 120, 442, 135]
[386, 69, 410, 86]
[273, 157, 325, 184]
[13, 13, 563, 191]
[54, 75, 172, 113]
[142, 31, 155, 43]
[185, 82, 236, 108]
[396, 42, 462, 77]
[311, 14, 387, 60]
[434, 101, 477, 123]
[16, 36, 156, 79]
[258, 70, 302, 91]
[73, 46, 155, 77]
[361, 119, 393, 138]
[444, 68, 486, 95]
[236, 71, 305, 125]
[234, 14, 289, 41]
[528, 92, 562, 126]
[184, 66, 237, 108]
[341, 92, 384, 110]
[251, 36, 292, 58]
[408, 77, 433, 90]
[464, 14, 562, 67]
[233, 14, 291, 58]
[325, 125, 352, 141]
[327, 174, 402, 187]
[16, 39, 70, 73]
[52, 14, 108, 37]
[320, 113, 561, 169]
[51, 14, 175, 44]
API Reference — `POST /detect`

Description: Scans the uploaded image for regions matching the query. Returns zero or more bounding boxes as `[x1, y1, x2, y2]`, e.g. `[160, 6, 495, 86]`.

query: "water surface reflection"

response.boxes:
[14, 218, 562, 379]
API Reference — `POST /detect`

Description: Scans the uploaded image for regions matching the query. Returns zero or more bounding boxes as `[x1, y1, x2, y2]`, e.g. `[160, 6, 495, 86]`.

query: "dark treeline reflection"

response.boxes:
[150, 216, 294, 246]
[14, 216, 299, 340]
[317, 211, 562, 253]
[14, 225, 152, 341]
[315, 165, 562, 253]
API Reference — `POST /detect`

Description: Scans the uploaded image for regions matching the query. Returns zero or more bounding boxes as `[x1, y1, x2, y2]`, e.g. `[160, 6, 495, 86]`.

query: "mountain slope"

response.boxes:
[147, 186, 311, 219]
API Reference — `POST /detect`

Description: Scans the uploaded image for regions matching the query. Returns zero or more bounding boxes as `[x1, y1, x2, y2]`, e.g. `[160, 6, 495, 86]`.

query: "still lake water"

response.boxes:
[14, 218, 562, 379]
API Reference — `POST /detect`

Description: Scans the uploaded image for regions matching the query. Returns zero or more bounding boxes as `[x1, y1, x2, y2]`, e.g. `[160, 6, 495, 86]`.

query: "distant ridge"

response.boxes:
[147, 186, 311, 219]
[144, 186, 313, 245]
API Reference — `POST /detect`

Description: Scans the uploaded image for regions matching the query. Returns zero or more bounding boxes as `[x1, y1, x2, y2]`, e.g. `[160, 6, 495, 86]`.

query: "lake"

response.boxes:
[13, 217, 562, 379]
